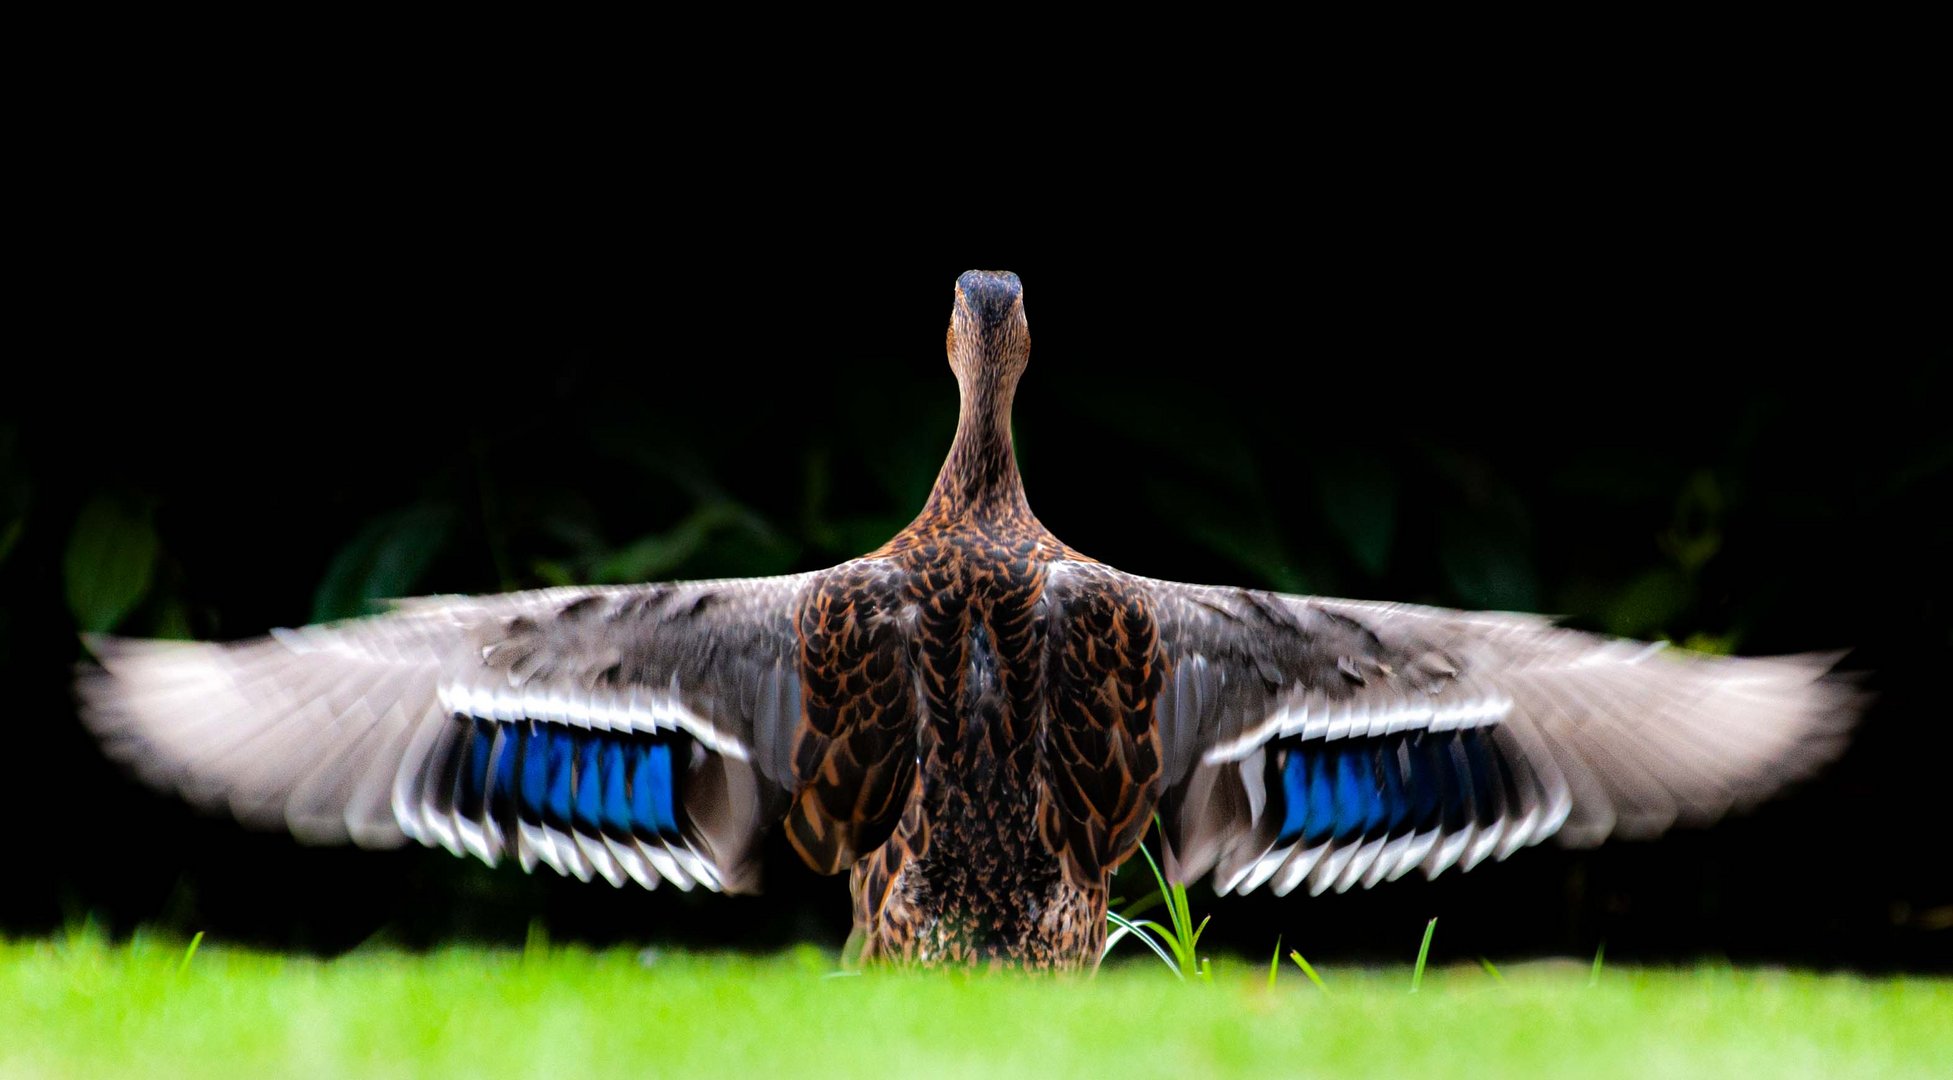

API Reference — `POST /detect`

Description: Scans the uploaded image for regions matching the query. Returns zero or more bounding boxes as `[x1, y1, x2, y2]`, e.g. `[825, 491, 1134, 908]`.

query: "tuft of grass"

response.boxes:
[1411, 918, 1437, 993]
[1103, 819, 1210, 981]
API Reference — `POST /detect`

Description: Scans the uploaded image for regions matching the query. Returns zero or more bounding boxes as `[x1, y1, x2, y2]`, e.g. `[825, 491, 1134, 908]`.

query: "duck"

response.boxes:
[78, 270, 1858, 970]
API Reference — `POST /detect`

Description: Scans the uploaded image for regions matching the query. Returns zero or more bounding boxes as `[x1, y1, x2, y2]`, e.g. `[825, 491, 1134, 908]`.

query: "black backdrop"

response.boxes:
[4, 192, 1946, 972]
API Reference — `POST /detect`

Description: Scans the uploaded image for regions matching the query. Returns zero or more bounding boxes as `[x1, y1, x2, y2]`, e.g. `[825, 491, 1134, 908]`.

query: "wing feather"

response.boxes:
[79, 572, 822, 892]
[1138, 577, 1860, 894]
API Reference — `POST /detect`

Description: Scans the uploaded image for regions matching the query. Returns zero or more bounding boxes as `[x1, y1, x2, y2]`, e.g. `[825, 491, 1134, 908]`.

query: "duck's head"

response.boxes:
[947, 269, 1029, 393]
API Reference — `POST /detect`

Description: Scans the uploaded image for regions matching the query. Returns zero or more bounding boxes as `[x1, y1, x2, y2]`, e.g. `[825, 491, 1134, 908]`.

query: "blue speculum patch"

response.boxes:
[451, 717, 686, 842]
[1272, 731, 1506, 849]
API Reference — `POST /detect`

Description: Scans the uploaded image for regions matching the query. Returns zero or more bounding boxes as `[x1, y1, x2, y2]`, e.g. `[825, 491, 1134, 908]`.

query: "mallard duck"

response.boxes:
[79, 270, 1856, 970]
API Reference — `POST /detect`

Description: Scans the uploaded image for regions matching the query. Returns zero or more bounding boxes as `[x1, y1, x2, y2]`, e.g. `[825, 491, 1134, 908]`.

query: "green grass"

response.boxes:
[1105, 822, 1212, 980]
[1412, 916, 1438, 992]
[5, 936, 1950, 1079]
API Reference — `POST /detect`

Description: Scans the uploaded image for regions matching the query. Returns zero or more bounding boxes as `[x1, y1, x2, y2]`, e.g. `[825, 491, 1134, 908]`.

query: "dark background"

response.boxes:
[4, 183, 1946, 972]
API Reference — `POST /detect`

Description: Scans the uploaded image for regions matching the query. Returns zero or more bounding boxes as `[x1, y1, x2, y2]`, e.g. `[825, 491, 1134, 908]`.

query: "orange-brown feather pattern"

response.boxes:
[1037, 565, 1164, 885]
[848, 517, 1149, 969]
[785, 560, 917, 874]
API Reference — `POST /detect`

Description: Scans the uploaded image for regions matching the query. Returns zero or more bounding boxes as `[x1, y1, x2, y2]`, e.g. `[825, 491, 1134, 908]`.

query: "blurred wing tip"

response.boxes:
[1780, 654, 1873, 741]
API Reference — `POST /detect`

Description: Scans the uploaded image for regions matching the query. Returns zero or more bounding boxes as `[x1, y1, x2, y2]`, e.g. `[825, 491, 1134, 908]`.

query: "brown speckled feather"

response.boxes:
[1036, 562, 1162, 886]
[75, 269, 1861, 971]
[785, 559, 917, 874]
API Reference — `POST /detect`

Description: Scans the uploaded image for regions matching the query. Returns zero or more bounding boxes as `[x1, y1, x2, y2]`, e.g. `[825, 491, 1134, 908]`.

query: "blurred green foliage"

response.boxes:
[311, 505, 455, 622]
[63, 495, 158, 634]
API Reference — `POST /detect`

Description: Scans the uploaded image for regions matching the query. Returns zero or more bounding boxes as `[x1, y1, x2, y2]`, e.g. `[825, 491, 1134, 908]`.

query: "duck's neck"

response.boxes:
[920, 371, 1031, 525]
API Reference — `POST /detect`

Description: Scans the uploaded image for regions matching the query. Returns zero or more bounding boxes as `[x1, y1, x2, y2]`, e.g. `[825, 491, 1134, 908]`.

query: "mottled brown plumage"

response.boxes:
[837, 272, 1161, 965]
[77, 270, 1859, 971]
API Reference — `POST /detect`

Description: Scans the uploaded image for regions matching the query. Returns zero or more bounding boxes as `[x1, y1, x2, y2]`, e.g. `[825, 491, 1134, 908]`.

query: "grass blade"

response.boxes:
[177, 931, 205, 976]
[1104, 923, 1135, 954]
[1479, 957, 1504, 984]
[1106, 912, 1183, 979]
[1589, 940, 1606, 987]
[1144, 919, 1193, 972]
[1289, 951, 1329, 993]
[1135, 836, 1168, 891]
[1134, 842, 1183, 941]
[1267, 936, 1283, 990]
[1411, 918, 1437, 993]
[1133, 818, 1208, 979]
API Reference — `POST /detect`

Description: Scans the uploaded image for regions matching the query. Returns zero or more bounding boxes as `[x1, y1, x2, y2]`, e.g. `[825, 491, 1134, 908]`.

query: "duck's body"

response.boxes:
[79, 271, 1857, 970]
[803, 274, 1160, 965]
[841, 535, 1163, 966]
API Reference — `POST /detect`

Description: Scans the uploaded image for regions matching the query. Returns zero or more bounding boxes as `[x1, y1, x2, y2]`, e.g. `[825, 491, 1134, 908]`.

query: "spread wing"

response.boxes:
[1139, 577, 1860, 897]
[79, 573, 825, 894]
